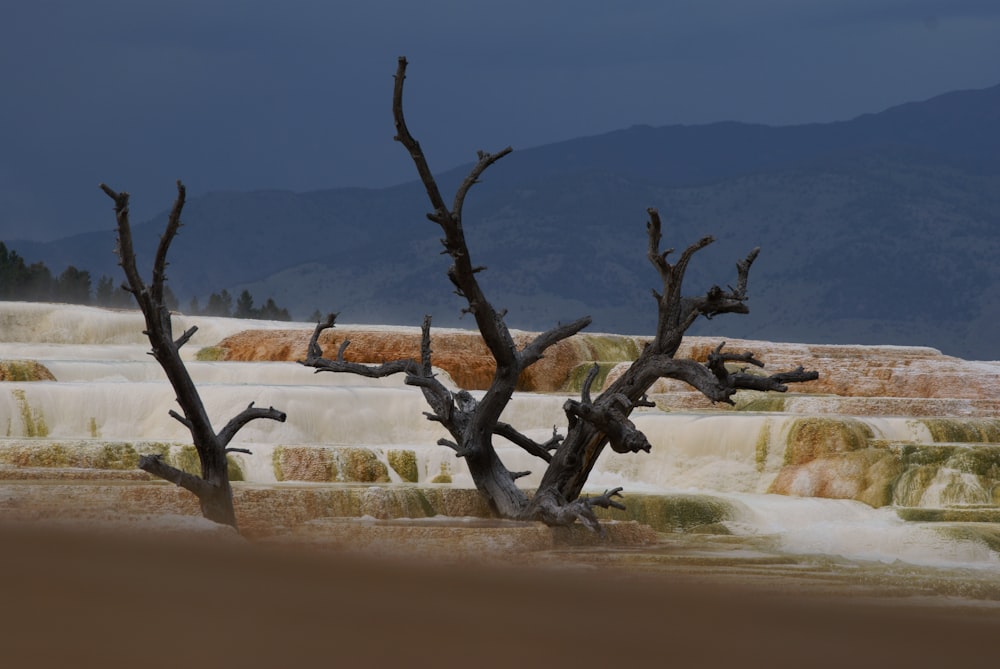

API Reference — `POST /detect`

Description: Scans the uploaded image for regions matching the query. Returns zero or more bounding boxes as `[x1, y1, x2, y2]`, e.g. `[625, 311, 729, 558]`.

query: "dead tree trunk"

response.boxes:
[526, 209, 818, 525]
[100, 181, 286, 530]
[303, 57, 818, 530]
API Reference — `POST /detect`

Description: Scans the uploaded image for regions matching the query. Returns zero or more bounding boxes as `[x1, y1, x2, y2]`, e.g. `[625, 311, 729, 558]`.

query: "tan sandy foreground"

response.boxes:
[1, 521, 999, 669]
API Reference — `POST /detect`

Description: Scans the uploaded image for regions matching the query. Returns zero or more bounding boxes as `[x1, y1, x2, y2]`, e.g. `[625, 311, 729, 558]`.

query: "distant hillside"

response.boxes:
[8, 83, 1000, 360]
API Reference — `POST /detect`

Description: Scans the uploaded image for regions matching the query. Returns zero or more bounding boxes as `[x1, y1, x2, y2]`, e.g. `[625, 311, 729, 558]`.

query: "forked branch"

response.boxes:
[392, 56, 520, 367]
[101, 181, 286, 529]
[137, 454, 213, 498]
[218, 402, 288, 448]
[300, 312, 419, 379]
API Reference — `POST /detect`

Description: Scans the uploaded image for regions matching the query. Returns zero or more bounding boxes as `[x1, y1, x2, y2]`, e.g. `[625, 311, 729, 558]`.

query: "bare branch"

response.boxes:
[175, 326, 198, 350]
[101, 184, 147, 304]
[646, 208, 670, 284]
[306, 355, 417, 379]
[585, 487, 626, 512]
[299, 313, 419, 379]
[304, 312, 338, 360]
[217, 402, 288, 448]
[519, 316, 592, 370]
[138, 454, 213, 498]
[733, 247, 760, 299]
[639, 351, 818, 405]
[150, 181, 186, 306]
[168, 409, 193, 431]
[729, 366, 819, 393]
[392, 56, 520, 369]
[564, 394, 652, 455]
[646, 208, 714, 305]
[636, 394, 656, 409]
[581, 362, 600, 405]
[453, 147, 513, 219]
[392, 57, 448, 215]
[419, 314, 434, 375]
[527, 488, 625, 536]
[437, 438, 461, 452]
[493, 421, 556, 463]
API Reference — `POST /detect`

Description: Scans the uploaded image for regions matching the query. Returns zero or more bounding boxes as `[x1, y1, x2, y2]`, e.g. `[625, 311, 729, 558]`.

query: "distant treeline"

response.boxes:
[0, 242, 293, 321]
[188, 289, 292, 321]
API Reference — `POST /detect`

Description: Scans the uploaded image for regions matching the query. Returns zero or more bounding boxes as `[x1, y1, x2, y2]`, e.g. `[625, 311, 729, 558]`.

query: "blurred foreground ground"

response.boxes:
[2, 521, 999, 668]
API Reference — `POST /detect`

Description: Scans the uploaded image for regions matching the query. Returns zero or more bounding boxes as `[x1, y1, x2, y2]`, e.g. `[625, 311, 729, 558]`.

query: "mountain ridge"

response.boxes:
[6, 82, 999, 360]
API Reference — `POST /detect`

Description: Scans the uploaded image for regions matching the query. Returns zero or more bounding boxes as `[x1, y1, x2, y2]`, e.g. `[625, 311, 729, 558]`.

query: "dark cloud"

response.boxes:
[2, 1, 998, 240]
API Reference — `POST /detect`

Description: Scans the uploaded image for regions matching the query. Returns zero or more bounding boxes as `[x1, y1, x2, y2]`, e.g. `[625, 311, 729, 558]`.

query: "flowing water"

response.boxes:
[3, 301, 1000, 601]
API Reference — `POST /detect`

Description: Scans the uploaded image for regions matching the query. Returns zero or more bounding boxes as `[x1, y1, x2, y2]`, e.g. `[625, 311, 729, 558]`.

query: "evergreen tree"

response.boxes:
[56, 266, 92, 304]
[0, 242, 28, 299]
[23, 262, 54, 302]
[163, 285, 180, 311]
[234, 290, 255, 318]
[258, 297, 291, 321]
[204, 290, 233, 317]
[95, 275, 117, 306]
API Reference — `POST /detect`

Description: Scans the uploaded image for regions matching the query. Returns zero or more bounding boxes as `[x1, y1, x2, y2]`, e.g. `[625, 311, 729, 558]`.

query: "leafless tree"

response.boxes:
[100, 181, 286, 529]
[301, 57, 818, 531]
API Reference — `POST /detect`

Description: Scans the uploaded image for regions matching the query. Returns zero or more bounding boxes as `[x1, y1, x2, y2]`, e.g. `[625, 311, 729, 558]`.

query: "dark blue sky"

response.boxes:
[2, 0, 999, 240]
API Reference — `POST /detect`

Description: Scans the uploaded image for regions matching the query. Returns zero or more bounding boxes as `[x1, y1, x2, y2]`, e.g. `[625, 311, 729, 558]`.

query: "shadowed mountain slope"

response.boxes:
[8, 83, 999, 359]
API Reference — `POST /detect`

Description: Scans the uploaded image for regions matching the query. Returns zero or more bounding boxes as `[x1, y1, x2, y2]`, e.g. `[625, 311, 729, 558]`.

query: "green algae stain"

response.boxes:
[431, 462, 453, 484]
[935, 525, 1000, 555]
[227, 456, 245, 482]
[94, 443, 139, 469]
[336, 448, 389, 483]
[892, 465, 941, 507]
[941, 474, 990, 506]
[272, 446, 286, 481]
[142, 442, 173, 458]
[562, 362, 617, 393]
[89, 417, 100, 439]
[412, 489, 437, 517]
[0, 440, 156, 471]
[0, 441, 69, 467]
[11, 389, 49, 438]
[784, 417, 873, 466]
[735, 391, 786, 413]
[896, 443, 955, 467]
[755, 425, 770, 473]
[945, 447, 1000, 477]
[195, 346, 225, 361]
[595, 493, 737, 533]
[0, 360, 56, 382]
[271, 446, 387, 483]
[275, 446, 338, 482]
[171, 445, 202, 476]
[579, 334, 641, 362]
[921, 418, 1000, 444]
[889, 443, 1000, 507]
[164, 444, 244, 481]
[387, 449, 419, 483]
[557, 335, 642, 393]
